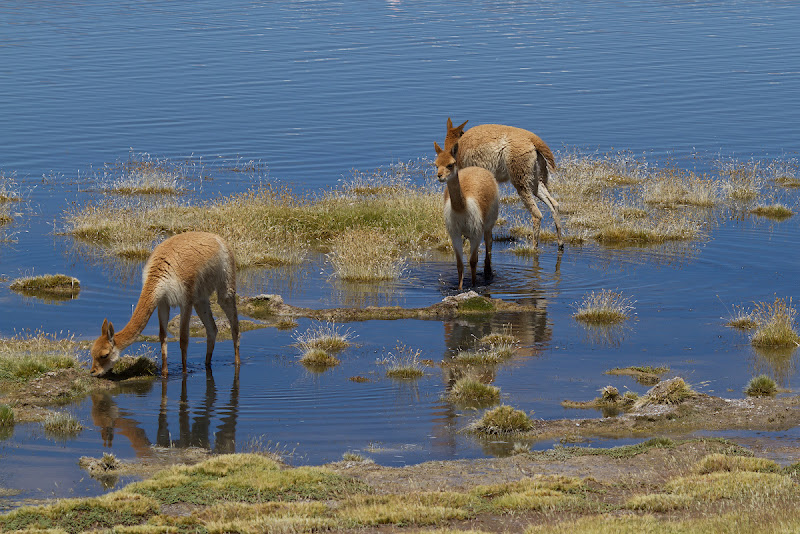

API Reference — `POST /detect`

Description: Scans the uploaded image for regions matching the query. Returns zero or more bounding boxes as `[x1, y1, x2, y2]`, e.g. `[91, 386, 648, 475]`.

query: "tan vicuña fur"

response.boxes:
[435, 143, 499, 290]
[436, 117, 564, 248]
[90, 231, 240, 377]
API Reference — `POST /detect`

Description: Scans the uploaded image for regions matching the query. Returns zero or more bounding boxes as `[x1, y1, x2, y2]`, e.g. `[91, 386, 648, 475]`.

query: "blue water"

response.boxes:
[1, 0, 800, 503]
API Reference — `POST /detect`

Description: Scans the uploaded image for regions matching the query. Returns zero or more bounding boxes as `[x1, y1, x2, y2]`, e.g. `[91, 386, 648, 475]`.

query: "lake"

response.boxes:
[1, 0, 799, 502]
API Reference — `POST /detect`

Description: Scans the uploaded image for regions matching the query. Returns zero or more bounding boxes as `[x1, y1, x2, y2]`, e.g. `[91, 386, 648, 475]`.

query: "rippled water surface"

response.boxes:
[1, 0, 800, 502]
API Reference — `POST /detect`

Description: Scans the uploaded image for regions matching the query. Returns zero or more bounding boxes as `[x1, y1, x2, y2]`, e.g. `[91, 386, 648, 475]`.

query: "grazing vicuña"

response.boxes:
[90, 231, 240, 377]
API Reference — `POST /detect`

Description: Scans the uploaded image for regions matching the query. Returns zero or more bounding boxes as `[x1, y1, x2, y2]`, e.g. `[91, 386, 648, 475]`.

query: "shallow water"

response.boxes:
[1, 0, 800, 503]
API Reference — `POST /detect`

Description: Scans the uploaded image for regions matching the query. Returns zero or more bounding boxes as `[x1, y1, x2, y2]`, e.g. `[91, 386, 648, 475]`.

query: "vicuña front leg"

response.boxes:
[193, 299, 217, 368]
[157, 301, 170, 377]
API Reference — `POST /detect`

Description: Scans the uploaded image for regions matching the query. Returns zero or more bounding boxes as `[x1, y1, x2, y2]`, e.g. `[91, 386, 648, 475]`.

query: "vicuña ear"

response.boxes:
[434, 141, 443, 155]
[455, 120, 468, 134]
[101, 318, 109, 336]
[446, 117, 453, 129]
[107, 322, 115, 344]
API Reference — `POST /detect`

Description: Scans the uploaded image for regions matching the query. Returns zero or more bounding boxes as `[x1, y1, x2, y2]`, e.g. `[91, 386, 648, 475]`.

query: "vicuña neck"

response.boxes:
[446, 170, 467, 213]
[114, 281, 159, 349]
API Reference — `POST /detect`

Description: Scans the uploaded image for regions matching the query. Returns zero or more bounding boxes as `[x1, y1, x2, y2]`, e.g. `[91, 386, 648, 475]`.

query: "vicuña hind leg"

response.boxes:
[536, 182, 564, 249]
[515, 184, 544, 246]
[218, 292, 241, 365]
[194, 299, 217, 368]
[469, 238, 480, 287]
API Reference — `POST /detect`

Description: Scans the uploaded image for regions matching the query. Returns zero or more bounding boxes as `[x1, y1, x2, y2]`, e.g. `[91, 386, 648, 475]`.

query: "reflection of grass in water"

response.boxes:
[751, 345, 798, 386]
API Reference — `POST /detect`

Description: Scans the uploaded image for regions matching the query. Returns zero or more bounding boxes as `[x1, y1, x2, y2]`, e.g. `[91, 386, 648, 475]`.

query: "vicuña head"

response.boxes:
[90, 231, 240, 378]
[438, 117, 564, 249]
[435, 141, 499, 290]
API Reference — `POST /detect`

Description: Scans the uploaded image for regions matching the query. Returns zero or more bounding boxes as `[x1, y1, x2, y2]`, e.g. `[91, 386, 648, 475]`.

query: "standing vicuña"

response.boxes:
[90, 231, 240, 377]
[437, 118, 564, 249]
[435, 142, 499, 290]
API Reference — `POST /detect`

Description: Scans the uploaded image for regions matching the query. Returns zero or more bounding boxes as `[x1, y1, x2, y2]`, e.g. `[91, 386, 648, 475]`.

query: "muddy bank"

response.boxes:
[239, 291, 545, 322]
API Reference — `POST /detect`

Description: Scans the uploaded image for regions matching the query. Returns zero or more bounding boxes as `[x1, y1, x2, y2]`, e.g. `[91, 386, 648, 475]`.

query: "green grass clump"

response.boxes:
[472, 405, 533, 435]
[458, 296, 495, 313]
[447, 376, 501, 406]
[9, 274, 80, 299]
[382, 344, 426, 380]
[0, 332, 79, 383]
[744, 375, 778, 397]
[299, 348, 340, 370]
[750, 204, 794, 220]
[0, 404, 13, 427]
[327, 228, 405, 281]
[43, 411, 84, 438]
[573, 289, 634, 324]
[750, 297, 800, 348]
[294, 322, 355, 353]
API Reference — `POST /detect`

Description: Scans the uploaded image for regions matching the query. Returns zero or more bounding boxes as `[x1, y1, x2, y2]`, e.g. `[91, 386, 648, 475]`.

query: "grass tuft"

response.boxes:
[744, 375, 778, 397]
[327, 228, 405, 281]
[43, 411, 84, 438]
[299, 348, 340, 370]
[446, 376, 501, 407]
[381, 344, 426, 380]
[750, 297, 800, 348]
[294, 322, 355, 353]
[573, 289, 634, 324]
[472, 405, 533, 435]
[9, 274, 80, 300]
[0, 404, 14, 427]
[750, 203, 794, 220]
[635, 377, 695, 408]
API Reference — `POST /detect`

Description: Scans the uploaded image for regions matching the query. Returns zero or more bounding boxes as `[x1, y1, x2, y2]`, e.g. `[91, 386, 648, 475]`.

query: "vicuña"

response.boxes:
[435, 141, 499, 290]
[437, 117, 564, 249]
[90, 231, 240, 377]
